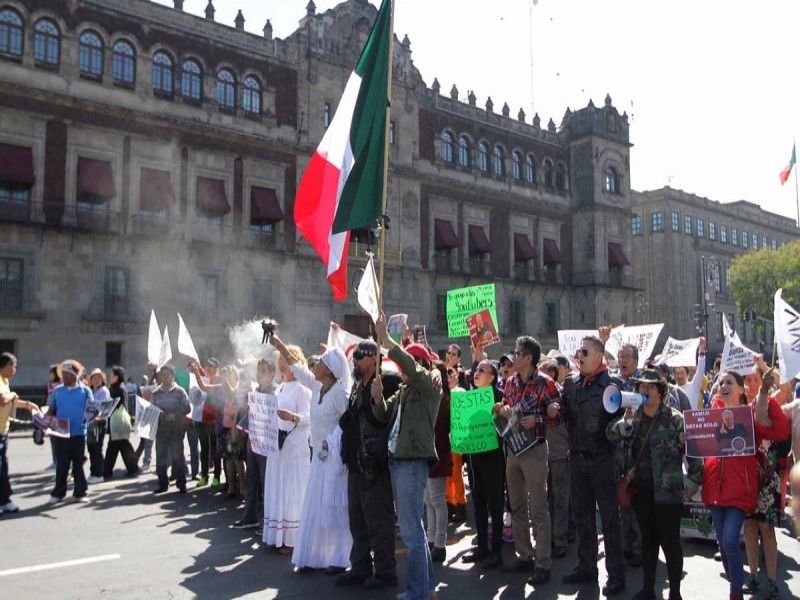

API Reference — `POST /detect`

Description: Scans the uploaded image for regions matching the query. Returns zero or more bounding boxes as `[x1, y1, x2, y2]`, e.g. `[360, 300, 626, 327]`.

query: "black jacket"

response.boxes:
[562, 369, 624, 453]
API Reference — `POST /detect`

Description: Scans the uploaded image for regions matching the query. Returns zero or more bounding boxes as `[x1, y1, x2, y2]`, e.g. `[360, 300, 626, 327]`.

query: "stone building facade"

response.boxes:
[0, 0, 640, 384]
[631, 187, 798, 358]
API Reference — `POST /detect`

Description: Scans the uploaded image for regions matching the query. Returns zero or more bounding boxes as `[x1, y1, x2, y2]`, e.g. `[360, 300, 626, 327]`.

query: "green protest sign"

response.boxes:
[446, 283, 497, 338]
[450, 387, 499, 454]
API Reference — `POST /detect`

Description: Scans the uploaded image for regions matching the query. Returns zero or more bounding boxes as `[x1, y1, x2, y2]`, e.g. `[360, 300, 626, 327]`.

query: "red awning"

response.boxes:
[0, 143, 34, 185]
[250, 187, 284, 224]
[77, 157, 116, 199]
[514, 233, 537, 261]
[543, 238, 564, 265]
[434, 219, 459, 249]
[468, 225, 492, 254]
[196, 177, 230, 214]
[608, 242, 630, 268]
[140, 168, 176, 212]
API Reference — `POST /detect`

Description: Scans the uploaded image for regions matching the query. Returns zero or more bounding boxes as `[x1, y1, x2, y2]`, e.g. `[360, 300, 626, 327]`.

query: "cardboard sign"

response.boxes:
[659, 337, 701, 368]
[606, 324, 664, 367]
[684, 406, 755, 458]
[466, 309, 500, 349]
[446, 284, 497, 338]
[248, 391, 279, 457]
[557, 329, 597, 358]
[450, 388, 499, 454]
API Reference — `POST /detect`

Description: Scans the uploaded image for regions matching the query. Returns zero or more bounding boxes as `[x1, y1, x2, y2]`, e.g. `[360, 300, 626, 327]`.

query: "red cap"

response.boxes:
[405, 343, 436, 363]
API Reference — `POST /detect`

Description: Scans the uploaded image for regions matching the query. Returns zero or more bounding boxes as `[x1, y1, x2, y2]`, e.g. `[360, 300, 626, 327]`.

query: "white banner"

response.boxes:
[557, 329, 597, 358]
[720, 334, 758, 375]
[147, 310, 161, 365]
[774, 289, 800, 383]
[659, 337, 701, 368]
[177, 312, 200, 362]
[606, 324, 664, 368]
[157, 326, 172, 370]
[357, 254, 380, 324]
[135, 395, 162, 441]
[248, 391, 279, 457]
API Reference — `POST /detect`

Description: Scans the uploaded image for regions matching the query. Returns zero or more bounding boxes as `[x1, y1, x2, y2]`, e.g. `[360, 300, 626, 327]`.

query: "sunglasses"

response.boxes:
[578, 349, 590, 357]
[352, 351, 374, 360]
[513, 350, 528, 357]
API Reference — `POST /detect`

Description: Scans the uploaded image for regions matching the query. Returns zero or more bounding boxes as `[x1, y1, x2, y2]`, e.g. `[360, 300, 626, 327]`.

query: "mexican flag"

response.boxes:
[294, 0, 392, 300]
[779, 143, 796, 185]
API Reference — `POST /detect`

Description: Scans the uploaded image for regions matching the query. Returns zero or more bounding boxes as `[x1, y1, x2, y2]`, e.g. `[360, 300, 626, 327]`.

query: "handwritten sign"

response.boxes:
[684, 406, 755, 458]
[450, 387, 499, 454]
[557, 329, 597, 358]
[135, 396, 162, 441]
[720, 335, 758, 375]
[446, 284, 497, 338]
[606, 324, 664, 367]
[249, 392, 279, 457]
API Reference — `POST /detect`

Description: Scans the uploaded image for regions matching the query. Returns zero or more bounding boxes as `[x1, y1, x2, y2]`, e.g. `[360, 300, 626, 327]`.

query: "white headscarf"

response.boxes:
[321, 347, 351, 391]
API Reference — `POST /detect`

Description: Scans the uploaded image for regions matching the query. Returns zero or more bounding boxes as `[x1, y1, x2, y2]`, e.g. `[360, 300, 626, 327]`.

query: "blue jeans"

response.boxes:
[709, 505, 746, 595]
[390, 459, 435, 600]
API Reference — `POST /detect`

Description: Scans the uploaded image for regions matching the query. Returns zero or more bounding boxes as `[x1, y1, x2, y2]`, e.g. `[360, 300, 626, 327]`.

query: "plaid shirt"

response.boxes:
[503, 370, 563, 440]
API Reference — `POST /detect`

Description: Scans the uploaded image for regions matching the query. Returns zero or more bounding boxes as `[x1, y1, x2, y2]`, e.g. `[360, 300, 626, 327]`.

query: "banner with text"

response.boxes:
[446, 284, 497, 338]
[606, 324, 664, 367]
[248, 391, 279, 457]
[135, 396, 162, 441]
[659, 337, 701, 368]
[450, 387, 499, 454]
[720, 334, 758, 375]
[684, 406, 755, 458]
[557, 329, 597, 358]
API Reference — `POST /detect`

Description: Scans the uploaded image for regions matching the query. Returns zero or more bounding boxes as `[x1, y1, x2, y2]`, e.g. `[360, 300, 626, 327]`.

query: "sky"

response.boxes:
[155, 0, 800, 223]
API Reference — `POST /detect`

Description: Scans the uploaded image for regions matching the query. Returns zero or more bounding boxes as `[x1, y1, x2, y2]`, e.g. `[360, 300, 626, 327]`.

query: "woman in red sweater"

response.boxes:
[701, 370, 789, 600]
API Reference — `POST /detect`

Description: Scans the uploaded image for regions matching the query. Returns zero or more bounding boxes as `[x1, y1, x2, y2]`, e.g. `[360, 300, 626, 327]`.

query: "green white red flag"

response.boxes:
[779, 143, 796, 185]
[294, 0, 392, 300]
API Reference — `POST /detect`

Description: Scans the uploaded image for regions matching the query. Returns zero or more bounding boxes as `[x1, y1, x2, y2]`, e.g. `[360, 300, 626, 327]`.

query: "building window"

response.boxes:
[631, 215, 641, 236]
[103, 266, 130, 317]
[492, 146, 504, 176]
[111, 40, 135, 85]
[543, 159, 554, 188]
[458, 136, 470, 167]
[241, 75, 261, 115]
[763, 235, 768, 250]
[323, 102, 331, 128]
[716, 312, 724, 340]
[731, 227, 738, 246]
[752, 232, 758, 250]
[726, 268, 731, 290]
[509, 299, 524, 333]
[524, 154, 535, 183]
[478, 142, 489, 172]
[772, 239, 778, 251]
[435, 293, 447, 330]
[389, 121, 395, 145]
[0, 182, 30, 204]
[181, 59, 202, 101]
[0, 8, 23, 59]
[651, 211, 663, 232]
[0, 339, 15, 354]
[105, 342, 123, 367]
[79, 31, 104, 78]
[198, 273, 220, 321]
[605, 167, 618, 193]
[0, 257, 24, 312]
[34, 19, 59, 65]
[684, 214, 692, 234]
[713, 266, 722, 292]
[556, 163, 567, 190]
[696, 217, 704, 238]
[511, 151, 522, 180]
[152, 51, 173, 95]
[251, 278, 273, 316]
[440, 131, 454, 164]
[720, 224, 728, 243]
[671, 211, 680, 232]
[216, 68, 236, 109]
[742, 229, 748, 249]
[544, 301, 559, 334]
[709, 221, 716, 241]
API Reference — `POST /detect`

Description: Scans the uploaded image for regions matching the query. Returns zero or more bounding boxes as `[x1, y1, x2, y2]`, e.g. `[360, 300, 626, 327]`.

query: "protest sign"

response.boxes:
[387, 314, 408, 343]
[84, 399, 118, 423]
[606, 324, 664, 367]
[450, 388, 499, 454]
[446, 284, 497, 338]
[135, 396, 162, 441]
[249, 391, 279, 457]
[557, 329, 597, 358]
[466, 309, 500, 349]
[32, 413, 70, 438]
[660, 337, 701, 368]
[494, 407, 544, 456]
[684, 406, 755, 458]
[720, 334, 758, 375]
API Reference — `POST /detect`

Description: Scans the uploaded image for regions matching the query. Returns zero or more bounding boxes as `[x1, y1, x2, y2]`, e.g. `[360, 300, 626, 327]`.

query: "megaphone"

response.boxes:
[602, 385, 645, 413]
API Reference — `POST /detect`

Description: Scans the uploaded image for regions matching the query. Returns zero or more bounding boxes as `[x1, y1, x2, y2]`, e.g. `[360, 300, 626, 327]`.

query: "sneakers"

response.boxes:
[47, 496, 62, 506]
[764, 579, 778, 599]
[87, 475, 104, 484]
[196, 476, 208, 487]
[742, 575, 759, 594]
[1, 501, 19, 513]
[210, 476, 220, 488]
[75, 496, 90, 503]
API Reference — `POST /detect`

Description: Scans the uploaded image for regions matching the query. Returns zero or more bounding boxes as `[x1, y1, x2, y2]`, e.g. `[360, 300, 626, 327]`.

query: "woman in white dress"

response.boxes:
[272, 336, 353, 573]
[263, 343, 312, 554]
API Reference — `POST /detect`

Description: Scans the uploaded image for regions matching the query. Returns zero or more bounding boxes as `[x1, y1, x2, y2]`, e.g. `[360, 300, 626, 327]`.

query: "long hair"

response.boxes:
[721, 370, 748, 405]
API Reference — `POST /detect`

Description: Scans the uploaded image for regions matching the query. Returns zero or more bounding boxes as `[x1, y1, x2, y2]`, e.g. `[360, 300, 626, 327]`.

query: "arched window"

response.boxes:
[511, 151, 522, 181]
[152, 51, 173, 94]
[478, 142, 489, 172]
[181, 59, 202, 101]
[0, 8, 23, 59]
[216, 68, 236, 109]
[524, 154, 536, 184]
[458, 136, 470, 167]
[112, 40, 135, 85]
[79, 31, 104, 78]
[440, 131, 453, 164]
[556, 163, 568, 191]
[242, 75, 261, 115]
[492, 146, 505, 176]
[543, 159, 554, 188]
[34, 19, 59, 65]
[604, 167, 618, 193]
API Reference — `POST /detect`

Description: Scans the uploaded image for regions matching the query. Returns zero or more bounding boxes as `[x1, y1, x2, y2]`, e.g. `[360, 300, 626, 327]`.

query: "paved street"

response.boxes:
[1, 432, 799, 599]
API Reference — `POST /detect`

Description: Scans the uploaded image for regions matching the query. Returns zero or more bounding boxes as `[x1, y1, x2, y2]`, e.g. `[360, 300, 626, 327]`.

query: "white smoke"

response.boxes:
[227, 318, 275, 364]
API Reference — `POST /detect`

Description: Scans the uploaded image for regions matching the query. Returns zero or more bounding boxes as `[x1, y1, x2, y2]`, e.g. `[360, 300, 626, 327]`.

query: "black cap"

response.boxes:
[355, 339, 378, 356]
[499, 353, 514, 365]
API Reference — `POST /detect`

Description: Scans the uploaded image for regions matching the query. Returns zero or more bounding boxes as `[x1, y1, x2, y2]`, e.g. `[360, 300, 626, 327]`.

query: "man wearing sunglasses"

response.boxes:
[553, 336, 627, 596]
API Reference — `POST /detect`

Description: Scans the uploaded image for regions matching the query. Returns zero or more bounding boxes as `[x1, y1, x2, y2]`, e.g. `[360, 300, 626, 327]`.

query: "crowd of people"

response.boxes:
[1, 318, 800, 600]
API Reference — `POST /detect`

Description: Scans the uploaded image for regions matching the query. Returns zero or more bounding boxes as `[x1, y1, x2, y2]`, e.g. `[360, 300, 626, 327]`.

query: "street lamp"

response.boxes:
[690, 255, 721, 340]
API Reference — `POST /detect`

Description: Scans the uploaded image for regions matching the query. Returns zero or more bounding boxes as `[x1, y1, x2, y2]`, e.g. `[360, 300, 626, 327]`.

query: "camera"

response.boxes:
[261, 318, 278, 344]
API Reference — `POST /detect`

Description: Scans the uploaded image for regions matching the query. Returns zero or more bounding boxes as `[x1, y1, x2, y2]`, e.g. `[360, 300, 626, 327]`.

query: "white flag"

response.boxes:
[327, 323, 365, 355]
[774, 289, 800, 383]
[357, 254, 380, 324]
[720, 332, 758, 376]
[157, 325, 173, 370]
[147, 310, 161, 365]
[722, 313, 744, 345]
[177, 313, 200, 362]
[605, 323, 664, 368]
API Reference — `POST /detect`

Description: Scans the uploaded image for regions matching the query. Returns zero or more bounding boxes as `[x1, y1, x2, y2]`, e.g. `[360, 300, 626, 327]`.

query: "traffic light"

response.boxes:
[742, 309, 758, 322]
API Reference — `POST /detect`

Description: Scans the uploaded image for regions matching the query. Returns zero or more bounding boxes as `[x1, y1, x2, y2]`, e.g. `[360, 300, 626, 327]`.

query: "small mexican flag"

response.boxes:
[779, 143, 796, 185]
[294, 0, 392, 300]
